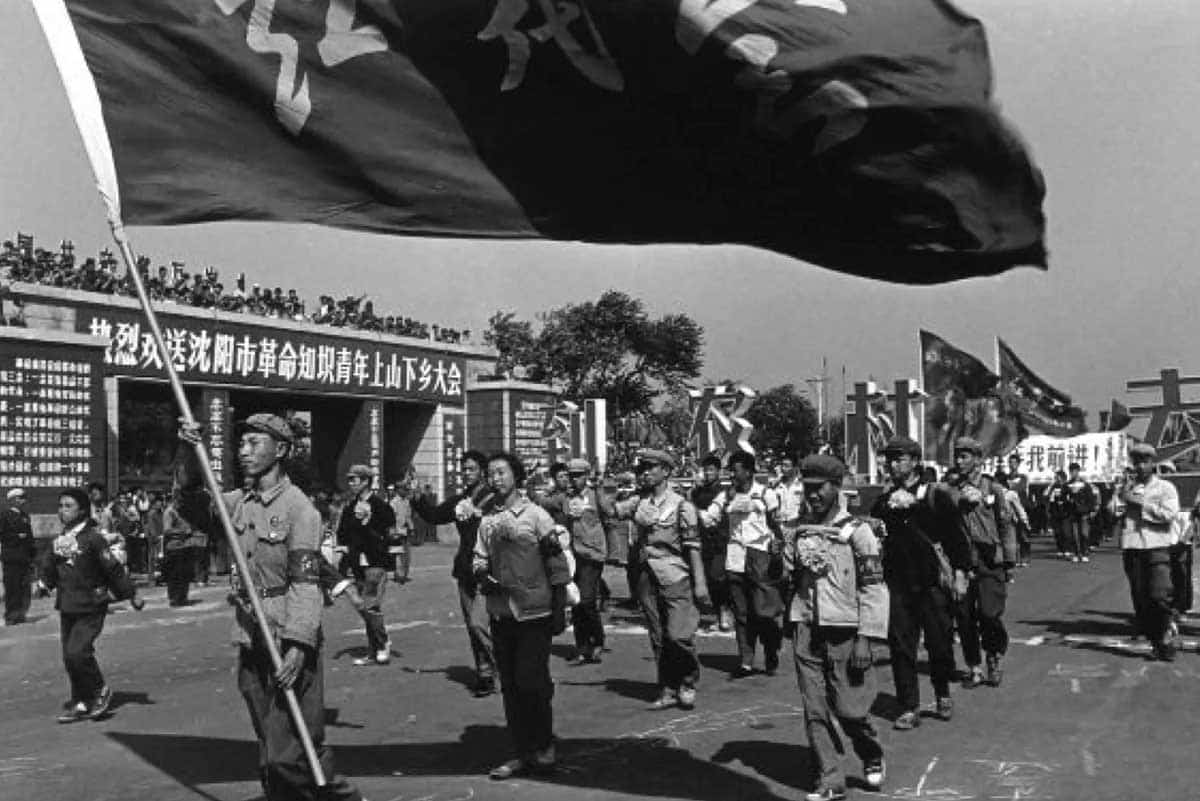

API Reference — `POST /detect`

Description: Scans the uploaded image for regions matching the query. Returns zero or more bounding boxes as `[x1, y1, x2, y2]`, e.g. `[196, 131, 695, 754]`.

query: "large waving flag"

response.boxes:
[920, 330, 1019, 462]
[34, 0, 1045, 284]
[997, 338, 1086, 437]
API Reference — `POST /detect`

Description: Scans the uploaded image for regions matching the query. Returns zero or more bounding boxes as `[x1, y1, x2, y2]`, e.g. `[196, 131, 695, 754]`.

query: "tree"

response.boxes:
[484, 291, 704, 420]
[745, 384, 820, 460]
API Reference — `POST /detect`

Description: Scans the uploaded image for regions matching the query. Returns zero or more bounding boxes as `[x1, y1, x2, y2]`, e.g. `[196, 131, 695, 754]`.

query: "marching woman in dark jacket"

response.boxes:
[38, 487, 142, 723]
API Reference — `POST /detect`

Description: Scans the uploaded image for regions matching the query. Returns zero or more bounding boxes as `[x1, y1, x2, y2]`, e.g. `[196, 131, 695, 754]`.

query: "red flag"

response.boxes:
[920, 330, 1018, 462]
[37, 0, 1045, 283]
[997, 338, 1086, 437]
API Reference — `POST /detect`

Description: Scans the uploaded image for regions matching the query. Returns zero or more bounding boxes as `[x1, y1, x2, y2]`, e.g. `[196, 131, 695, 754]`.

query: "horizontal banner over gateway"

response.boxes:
[76, 303, 465, 405]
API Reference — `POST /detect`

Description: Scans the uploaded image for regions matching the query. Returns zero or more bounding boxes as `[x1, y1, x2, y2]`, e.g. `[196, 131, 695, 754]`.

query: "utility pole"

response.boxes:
[805, 357, 831, 445]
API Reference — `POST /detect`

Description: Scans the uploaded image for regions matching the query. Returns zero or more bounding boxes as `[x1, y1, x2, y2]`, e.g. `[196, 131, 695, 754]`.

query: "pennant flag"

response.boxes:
[35, 0, 1045, 284]
[920, 330, 1018, 462]
[996, 338, 1086, 438]
[1107, 400, 1133, 433]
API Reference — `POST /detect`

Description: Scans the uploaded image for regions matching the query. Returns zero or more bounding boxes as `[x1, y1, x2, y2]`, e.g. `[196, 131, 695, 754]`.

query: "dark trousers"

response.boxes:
[192, 545, 210, 583]
[3, 560, 32, 623]
[60, 611, 107, 703]
[356, 567, 389, 652]
[635, 565, 700, 691]
[727, 550, 784, 669]
[1051, 519, 1069, 553]
[1169, 543, 1193, 614]
[1123, 548, 1174, 643]
[793, 624, 883, 792]
[573, 559, 606, 656]
[1067, 516, 1090, 558]
[957, 565, 1008, 666]
[164, 548, 192, 606]
[701, 540, 729, 612]
[457, 580, 496, 682]
[1015, 522, 1032, 562]
[492, 615, 555, 758]
[889, 586, 955, 710]
[237, 646, 361, 801]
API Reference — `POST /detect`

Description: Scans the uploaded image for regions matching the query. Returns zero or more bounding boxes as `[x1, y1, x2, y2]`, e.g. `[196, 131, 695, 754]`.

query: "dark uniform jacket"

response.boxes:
[413, 484, 492, 583]
[871, 480, 971, 594]
[690, 480, 726, 552]
[0, 507, 34, 564]
[337, 491, 395, 574]
[39, 521, 135, 614]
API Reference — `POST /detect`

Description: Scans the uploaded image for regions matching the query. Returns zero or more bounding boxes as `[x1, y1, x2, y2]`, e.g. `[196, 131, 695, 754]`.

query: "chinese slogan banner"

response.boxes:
[77, 305, 465, 405]
[0, 339, 105, 500]
[43, 0, 1045, 284]
[1008, 433, 1129, 484]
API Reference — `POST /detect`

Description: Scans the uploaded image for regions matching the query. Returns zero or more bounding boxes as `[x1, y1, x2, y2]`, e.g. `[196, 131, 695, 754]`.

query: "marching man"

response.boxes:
[785, 454, 888, 801]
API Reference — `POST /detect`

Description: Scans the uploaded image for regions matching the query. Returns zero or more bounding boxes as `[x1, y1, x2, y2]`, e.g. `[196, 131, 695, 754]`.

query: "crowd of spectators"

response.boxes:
[0, 233, 472, 344]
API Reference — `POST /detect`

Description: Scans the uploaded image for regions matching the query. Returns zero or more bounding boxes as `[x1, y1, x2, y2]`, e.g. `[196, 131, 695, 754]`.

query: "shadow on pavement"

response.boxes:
[399, 664, 477, 691]
[108, 725, 794, 800]
[711, 739, 814, 791]
[601, 678, 662, 702]
[1018, 616, 1135, 638]
[110, 691, 154, 713]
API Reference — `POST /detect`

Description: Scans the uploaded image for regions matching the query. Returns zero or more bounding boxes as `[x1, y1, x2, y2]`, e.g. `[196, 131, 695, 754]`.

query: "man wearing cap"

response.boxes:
[180, 413, 365, 801]
[338, 464, 396, 666]
[871, 436, 969, 729]
[1064, 462, 1098, 563]
[785, 454, 887, 800]
[690, 455, 732, 632]
[699, 451, 785, 677]
[1121, 442, 1181, 661]
[606, 449, 708, 710]
[950, 436, 1017, 688]
[560, 458, 609, 664]
[0, 488, 34, 625]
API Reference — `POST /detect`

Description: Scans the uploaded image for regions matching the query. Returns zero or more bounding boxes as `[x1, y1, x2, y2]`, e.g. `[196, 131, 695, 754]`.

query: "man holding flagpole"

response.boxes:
[181, 415, 365, 801]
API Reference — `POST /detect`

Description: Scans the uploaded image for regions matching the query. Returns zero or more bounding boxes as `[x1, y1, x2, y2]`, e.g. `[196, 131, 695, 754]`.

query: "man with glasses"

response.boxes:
[606, 449, 709, 710]
[870, 437, 969, 729]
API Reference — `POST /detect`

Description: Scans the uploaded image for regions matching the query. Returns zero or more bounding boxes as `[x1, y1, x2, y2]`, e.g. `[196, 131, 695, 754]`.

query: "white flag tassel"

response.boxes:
[31, 0, 123, 235]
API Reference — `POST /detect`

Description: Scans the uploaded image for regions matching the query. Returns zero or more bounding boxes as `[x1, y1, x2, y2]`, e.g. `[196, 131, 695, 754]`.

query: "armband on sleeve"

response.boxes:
[287, 549, 322, 584]
[855, 553, 884, 587]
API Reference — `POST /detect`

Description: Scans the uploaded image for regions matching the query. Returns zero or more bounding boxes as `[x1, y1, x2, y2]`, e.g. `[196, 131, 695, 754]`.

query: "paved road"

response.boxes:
[1, 537, 1198, 801]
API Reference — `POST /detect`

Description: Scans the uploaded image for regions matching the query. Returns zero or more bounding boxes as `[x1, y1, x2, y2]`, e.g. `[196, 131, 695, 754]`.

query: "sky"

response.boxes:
[2, 0, 1199, 428]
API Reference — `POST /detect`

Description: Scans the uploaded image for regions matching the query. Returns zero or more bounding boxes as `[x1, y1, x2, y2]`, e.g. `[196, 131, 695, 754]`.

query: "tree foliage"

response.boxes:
[484, 291, 704, 419]
[745, 384, 820, 459]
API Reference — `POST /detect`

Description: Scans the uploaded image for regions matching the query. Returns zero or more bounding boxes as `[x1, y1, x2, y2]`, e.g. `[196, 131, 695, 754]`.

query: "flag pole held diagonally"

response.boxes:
[31, 0, 327, 786]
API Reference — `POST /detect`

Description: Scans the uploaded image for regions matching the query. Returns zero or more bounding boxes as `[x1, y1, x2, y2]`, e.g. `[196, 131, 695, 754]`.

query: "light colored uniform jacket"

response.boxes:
[784, 512, 889, 639]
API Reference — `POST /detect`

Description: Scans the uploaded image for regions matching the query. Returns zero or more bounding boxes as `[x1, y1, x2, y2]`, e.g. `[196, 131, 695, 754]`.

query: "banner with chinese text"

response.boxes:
[76, 304, 465, 405]
[44, 0, 1046, 284]
[1006, 433, 1129, 484]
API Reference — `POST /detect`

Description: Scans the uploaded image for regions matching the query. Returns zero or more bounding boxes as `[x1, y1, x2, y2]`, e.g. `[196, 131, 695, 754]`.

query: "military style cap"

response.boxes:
[637, 449, 675, 469]
[1129, 442, 1157, 459]
[882, 435, 921, 457]
[601, 476, 619, 490]
[242, 413, 295, 444]
[6, 488, 25, 500]
[800, 454, 847, 484]
[567, 458, 591, 473]
[346, 464, 374, 479]
[953, 436, 983, 455]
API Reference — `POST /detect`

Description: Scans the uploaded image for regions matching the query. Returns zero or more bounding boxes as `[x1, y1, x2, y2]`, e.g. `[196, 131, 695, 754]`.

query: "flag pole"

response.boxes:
[28, 0, 326, 785]
[109, 225, 328, 787]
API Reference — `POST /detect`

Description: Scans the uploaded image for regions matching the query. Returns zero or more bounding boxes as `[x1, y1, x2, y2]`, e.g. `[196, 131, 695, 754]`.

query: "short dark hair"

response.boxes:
[488, 452, 526, 487]
[461, 450, 488, 472]
[60, 488, 92, 517]
[549, 462, 569, 478]
[728, 451, 756, 472]
[86, 481, 106, 495]
[700, 455, 722, 469]
[1068, 462, 1081, 471]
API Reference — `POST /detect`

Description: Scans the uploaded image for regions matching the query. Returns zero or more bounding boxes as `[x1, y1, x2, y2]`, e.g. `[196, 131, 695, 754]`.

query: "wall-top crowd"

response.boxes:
[0, 233, 472, 345]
